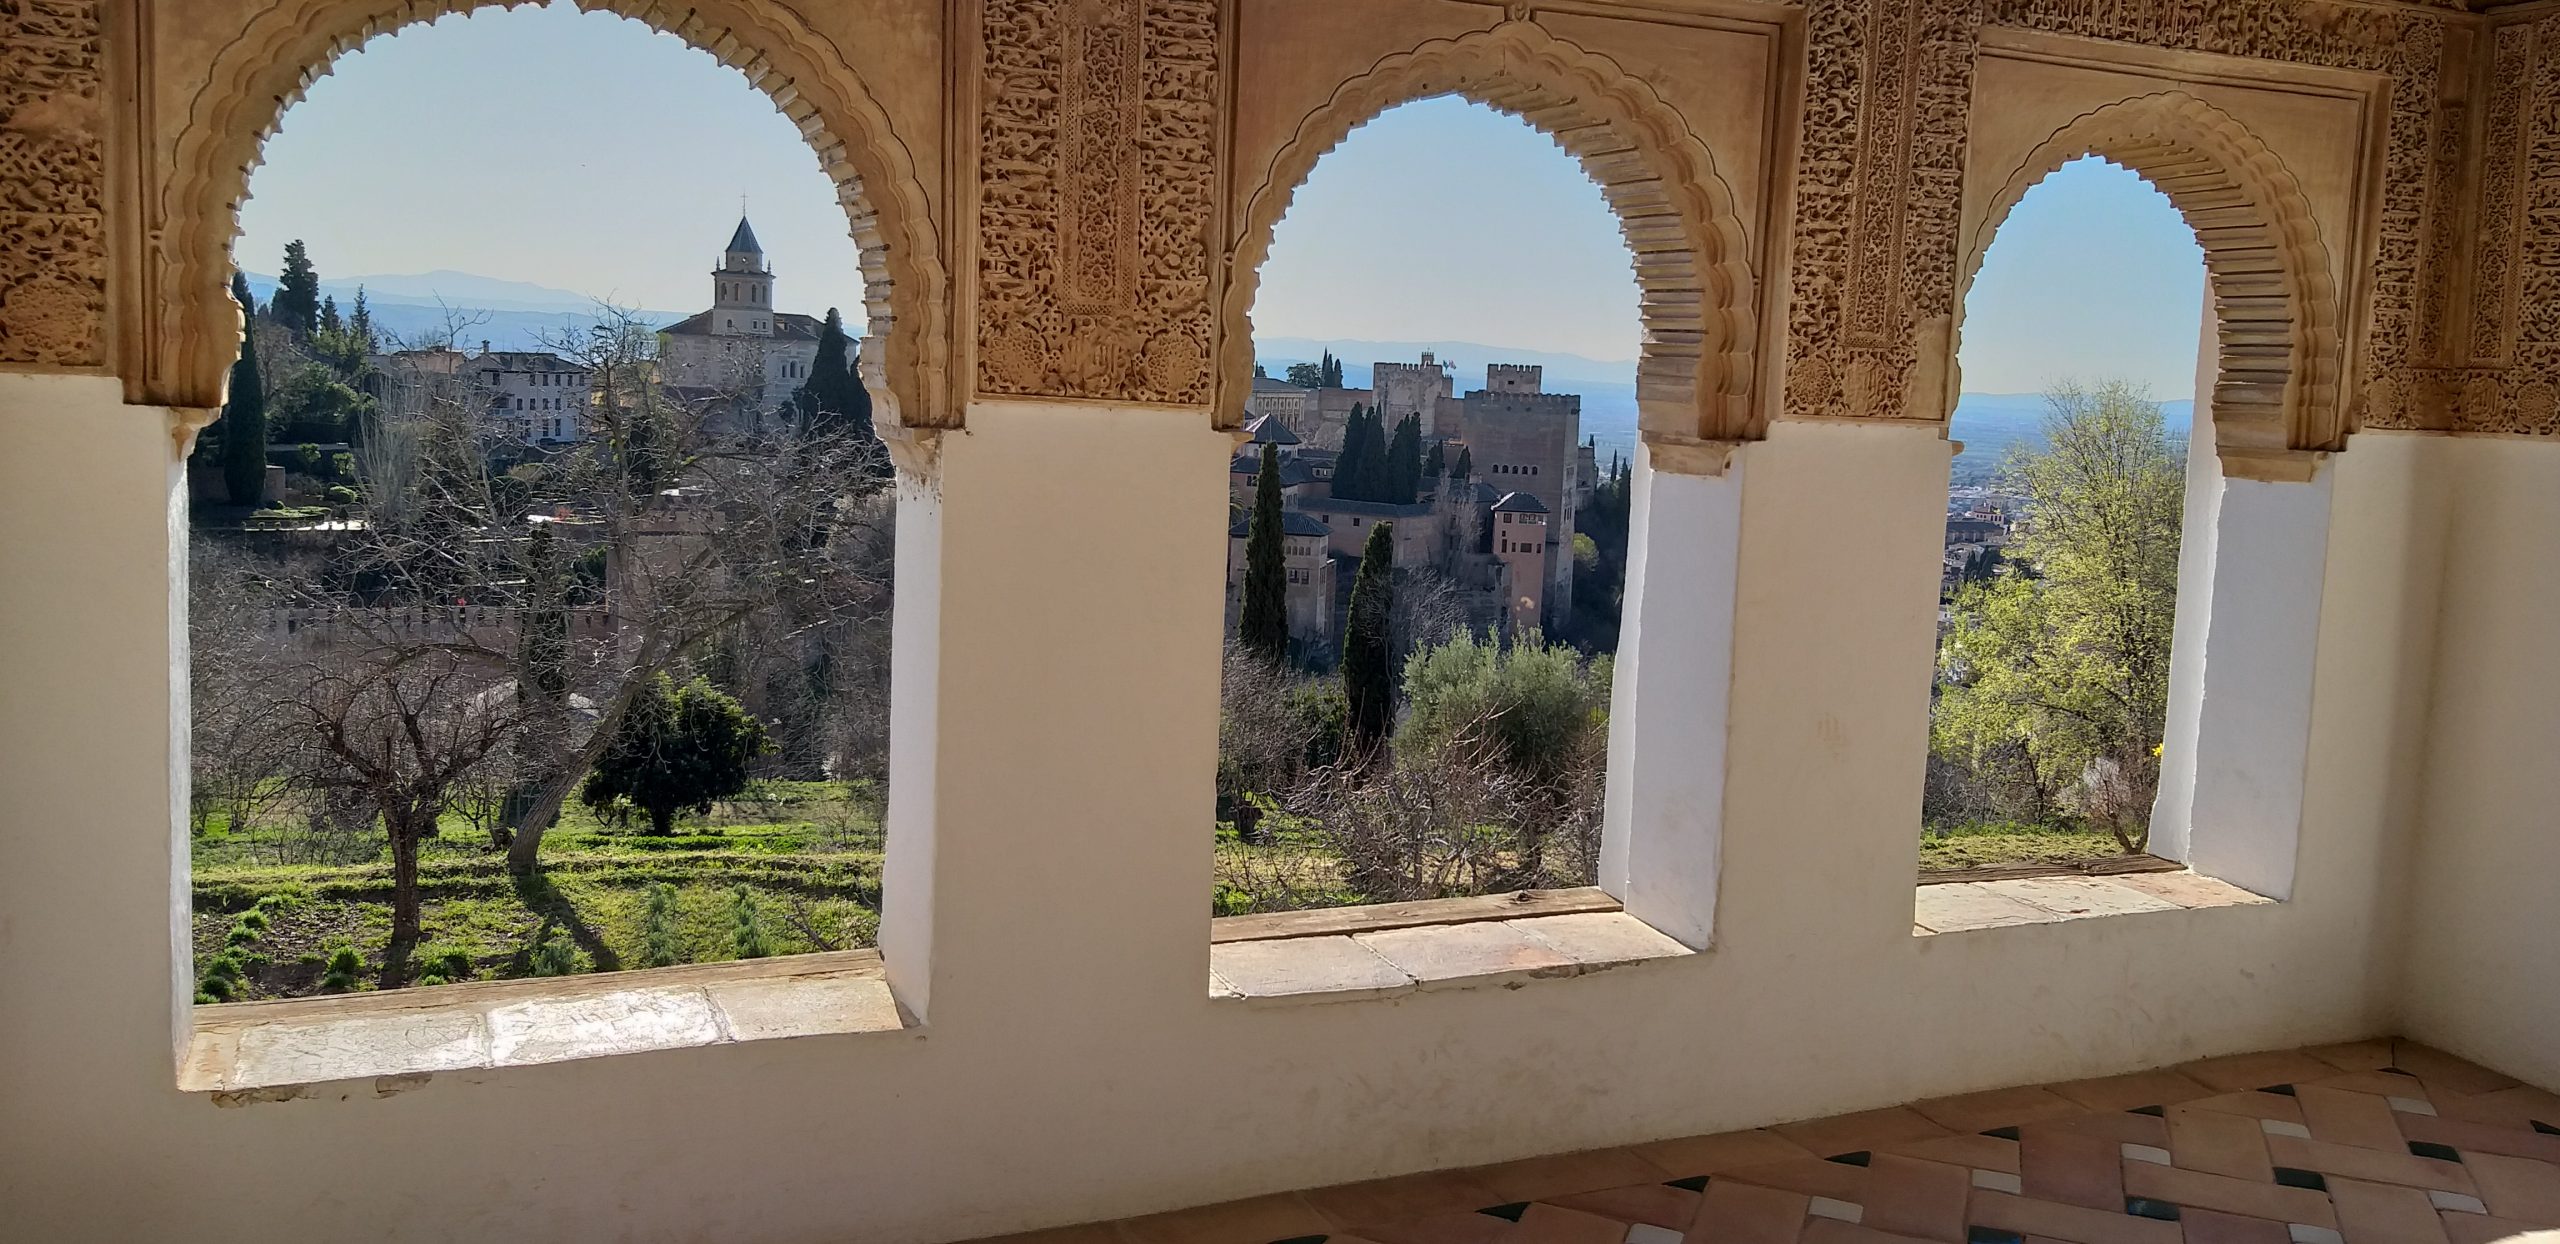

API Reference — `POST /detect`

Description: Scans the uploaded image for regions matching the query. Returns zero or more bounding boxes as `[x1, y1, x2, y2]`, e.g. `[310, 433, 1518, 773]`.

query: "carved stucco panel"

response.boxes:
[974, 0, 1220, 408]
[0, 0, 107, 370]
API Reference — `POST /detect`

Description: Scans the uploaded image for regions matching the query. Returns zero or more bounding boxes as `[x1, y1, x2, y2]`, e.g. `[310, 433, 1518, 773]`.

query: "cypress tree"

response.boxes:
[1342, 520, 1397, 753]
[1320, 349, 1344, 389]
[318, 294, 341, 335]
[1240, 442, 1290, 663]
[273, 240, 321, 338]
[518, 524, 569, 708]
[1386, 414, 1421, 504]
[1355, 410, 1394, 502]
[1451, 445, 1473, 483]
[792, 308, 879, 474]
[1333, 404, 1372, 501]
[349, 287, 375, 353]
[221, 273, 269, 507]
[1423, 440, 1446, 480]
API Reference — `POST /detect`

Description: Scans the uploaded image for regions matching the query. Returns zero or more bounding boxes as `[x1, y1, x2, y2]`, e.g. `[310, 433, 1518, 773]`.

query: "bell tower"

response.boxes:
[711, 216, 772, 338]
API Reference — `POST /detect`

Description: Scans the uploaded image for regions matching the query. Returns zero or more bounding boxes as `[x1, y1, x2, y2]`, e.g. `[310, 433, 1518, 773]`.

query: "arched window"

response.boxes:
[1217, 95, 1642, 944]
[195, 3, 894, 1018]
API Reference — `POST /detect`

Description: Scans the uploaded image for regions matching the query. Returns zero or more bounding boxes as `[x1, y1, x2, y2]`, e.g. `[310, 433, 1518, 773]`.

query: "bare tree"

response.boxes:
[189, 304, 894, 977]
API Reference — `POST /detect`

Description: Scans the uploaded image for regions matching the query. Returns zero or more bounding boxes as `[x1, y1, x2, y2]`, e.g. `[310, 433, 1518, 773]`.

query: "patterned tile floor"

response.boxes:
[982, 1040, 2560, 1244]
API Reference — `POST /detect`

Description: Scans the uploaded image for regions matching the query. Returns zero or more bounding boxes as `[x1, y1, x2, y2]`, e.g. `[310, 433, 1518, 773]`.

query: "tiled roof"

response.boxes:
[659, 309, 824, 340]
[1493, 490, 1550, 515]
[1229, 510, 1332, 539]
[726, 216, 763, 254]
[1246, 414, 1301, 445]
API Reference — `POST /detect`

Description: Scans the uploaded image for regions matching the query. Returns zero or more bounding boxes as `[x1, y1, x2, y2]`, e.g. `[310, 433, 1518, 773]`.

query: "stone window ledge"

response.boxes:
[183, 949, 907, 1097]
[1913, 870, 2270, 936]
[1207, 888, 1695, 1005]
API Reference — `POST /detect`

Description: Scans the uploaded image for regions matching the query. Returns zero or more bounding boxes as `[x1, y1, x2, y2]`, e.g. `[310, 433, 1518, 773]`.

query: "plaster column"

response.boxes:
[1600, 446, 1743, 948]
[878, 402, 1233, 1025]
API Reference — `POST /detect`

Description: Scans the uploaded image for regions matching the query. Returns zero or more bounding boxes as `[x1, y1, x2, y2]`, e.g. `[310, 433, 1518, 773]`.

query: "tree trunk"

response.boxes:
[647, 804, 675, 836]
[389, 816, 424, 953]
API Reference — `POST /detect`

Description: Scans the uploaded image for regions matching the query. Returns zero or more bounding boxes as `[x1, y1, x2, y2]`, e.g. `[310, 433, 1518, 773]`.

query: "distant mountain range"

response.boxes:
[239, 270, 696, 354]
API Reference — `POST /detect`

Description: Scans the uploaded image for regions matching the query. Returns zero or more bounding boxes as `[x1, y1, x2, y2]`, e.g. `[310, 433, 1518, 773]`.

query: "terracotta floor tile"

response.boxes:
[1776, 1107, 1953, 1158]
[2021, 1129, 2126, 1211]
[2264, 1134, 2475, 1195]
[2052, 1069, 2218, 1114]
[1118, 1193, 1331, 1244]
[2304, 1041, 2399, 1073]
[2437, 1211, 2558, 1244]
[2299, 1072, 2427, 1102]
[1912, 1086, 2088, 1134]
[2327, 1177, 2452, 1244]
[1859, 1153, 1971, 1242]
[1798, 1218, 1941, 1244]
[2120, 1162, 2338, 1228]
[2461, 1152, 2560, 1226]
[2434, 1085, 2560, 1132]
[2297, 1085, 2411, 1152]
[2394, 1044, 2524, 1098]
[2168, 1105, 2278, 1182]
[2182, 1092, 2308, 1126]
[1516, 1202, 1642, 1244]
[2400, 1113, 2560, 1166]
[1304, 1169, 1509, 1230]
[1719, 1157, 1869, 1203]
[2173, 1207, 2292, 1244]
[1966, 1189, 2182, 1244]
[1465, 1147, 1674, 1203]
[1547, 1183, 1705, 1231]
[1358, 1210, 1519, 1244]
[2181, 1052, 2346, 1095]
[1688, 1178, 1809, 1244]
[2037, 1111, 2173, 1150]
[1883, 1133, 2024, 1175]
[1638, 1131, 1821, 1179]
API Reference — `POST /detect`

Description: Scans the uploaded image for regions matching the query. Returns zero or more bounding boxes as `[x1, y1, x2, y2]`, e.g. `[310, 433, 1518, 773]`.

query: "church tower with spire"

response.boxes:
[657, 215, 829, 419]
[710, 216, 773, 338]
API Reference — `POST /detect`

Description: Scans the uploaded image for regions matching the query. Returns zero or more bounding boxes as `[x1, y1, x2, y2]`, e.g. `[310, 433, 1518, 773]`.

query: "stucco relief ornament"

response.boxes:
[985, 322, 1051, 392]
[0, 274, 91, 364]
[2517, 382, 2558, 433]
[1144, 332, 1205, 396]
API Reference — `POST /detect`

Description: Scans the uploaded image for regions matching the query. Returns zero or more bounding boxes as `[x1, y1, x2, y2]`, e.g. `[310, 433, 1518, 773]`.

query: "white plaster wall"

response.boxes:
[0, 379, 2449, 1243]
[2398, 435, 2560, 1091]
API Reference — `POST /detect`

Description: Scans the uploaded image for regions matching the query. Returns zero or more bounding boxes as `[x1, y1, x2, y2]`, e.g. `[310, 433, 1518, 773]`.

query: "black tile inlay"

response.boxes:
[1664, 1175, 1711, 1192]
[2125, 1197, 2182, 1222]
[1966, 1229, 2026, 1244]
[1270, 1237, 1329, 1244]
[2260, 1084, 2299, 1097]
[2534, 1120, 2560, 1137]
[1982, 1126, 2023, 1141]
[2409, 1140, 2462, 1163]
[2128, 1105, 2167, 1117]
[1826, 1151, 1873, 1167]
[2273, 1167, 2328, 1191]
[1477, 1204, 1530, 1222]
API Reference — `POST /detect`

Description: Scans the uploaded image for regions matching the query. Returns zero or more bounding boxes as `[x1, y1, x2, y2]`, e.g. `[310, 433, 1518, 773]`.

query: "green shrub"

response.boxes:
[729, 886, 772, 960]
[235, 909, 269, 932]
[198, 975, 235, 1002]
[530, 927, 577, 977]
[416, 974, 448, 988]
[225, 924, 260, 947]
[319, 946, 362, 993]
[641, 882, 683, 969]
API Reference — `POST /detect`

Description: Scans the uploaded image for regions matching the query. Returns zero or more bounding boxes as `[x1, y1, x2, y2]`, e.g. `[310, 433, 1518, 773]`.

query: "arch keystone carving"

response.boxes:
[1958, 92, 2345, 478]
[1221, 21, 1760, 465]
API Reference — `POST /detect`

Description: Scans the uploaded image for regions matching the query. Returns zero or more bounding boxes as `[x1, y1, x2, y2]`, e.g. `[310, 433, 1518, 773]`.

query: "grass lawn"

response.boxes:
[191, 780, 884, 1001]
[1917, 820, 2141, 872]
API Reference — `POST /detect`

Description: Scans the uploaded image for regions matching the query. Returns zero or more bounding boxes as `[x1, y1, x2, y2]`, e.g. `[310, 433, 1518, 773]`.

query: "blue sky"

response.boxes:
[236, 3, 2205, 397]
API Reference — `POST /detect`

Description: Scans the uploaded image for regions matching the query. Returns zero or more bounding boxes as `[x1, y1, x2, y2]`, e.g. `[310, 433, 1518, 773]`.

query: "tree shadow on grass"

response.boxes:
[510, 868, 622, 974]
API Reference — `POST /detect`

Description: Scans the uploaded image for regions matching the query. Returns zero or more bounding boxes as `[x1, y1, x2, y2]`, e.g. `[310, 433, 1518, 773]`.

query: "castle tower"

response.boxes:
[710, 216, 773, 338]
[1491, 491, 1550, 634]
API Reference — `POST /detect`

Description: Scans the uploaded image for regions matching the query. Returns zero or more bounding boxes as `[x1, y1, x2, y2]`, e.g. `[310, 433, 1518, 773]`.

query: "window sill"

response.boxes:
[1912, 868, 2270, 936]
[1206, 888, 1695, 1005]
[183, 949, 909, 1098]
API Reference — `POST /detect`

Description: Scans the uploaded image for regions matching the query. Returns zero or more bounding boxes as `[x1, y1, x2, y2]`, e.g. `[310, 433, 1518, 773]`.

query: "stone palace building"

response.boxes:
[7, 3, 2560, 1243]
